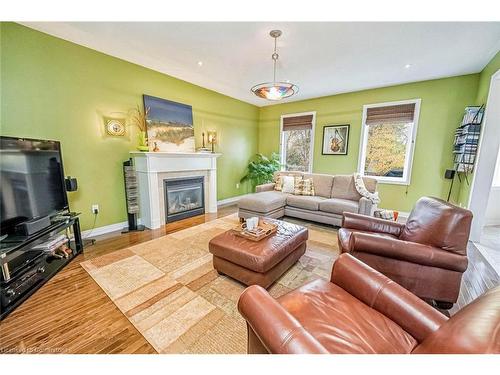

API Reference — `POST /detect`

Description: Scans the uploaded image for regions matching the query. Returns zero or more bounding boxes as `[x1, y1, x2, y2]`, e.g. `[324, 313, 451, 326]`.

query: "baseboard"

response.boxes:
[217, 194, 249, 207]
[396, 211, 410, 219]
[81, 220, 130, 238]
[80, 197, 243, 238]
[485, 219, 500, 226]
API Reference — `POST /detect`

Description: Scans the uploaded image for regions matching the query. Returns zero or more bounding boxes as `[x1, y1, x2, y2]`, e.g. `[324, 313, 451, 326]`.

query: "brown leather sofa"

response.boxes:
[238, 253, 500, 354]
[338, 196, 472, 307]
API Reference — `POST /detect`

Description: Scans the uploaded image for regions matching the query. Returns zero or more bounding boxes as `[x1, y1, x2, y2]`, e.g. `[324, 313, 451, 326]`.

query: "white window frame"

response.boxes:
[358, 99, 421, 185]
[280, 111, 316, 173]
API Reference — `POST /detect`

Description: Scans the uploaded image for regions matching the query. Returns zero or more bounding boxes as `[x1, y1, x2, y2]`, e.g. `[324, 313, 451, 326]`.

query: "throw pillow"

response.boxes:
[294, 177, 315, 196]
[281, 175, 295, 193]
[293, 175, 304, 195]
[353, 173, 380, 204]
[274, 174, 283, 191]
[374, 209, 399, 221]
[300, 178, 315, 196]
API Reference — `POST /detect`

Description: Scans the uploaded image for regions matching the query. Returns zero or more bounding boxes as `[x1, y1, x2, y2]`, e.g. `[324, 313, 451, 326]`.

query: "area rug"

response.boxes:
[80, 214, 339, 354]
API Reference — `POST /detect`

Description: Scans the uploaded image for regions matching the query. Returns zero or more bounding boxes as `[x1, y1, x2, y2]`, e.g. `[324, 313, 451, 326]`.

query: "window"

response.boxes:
[280, 112, 315, 172]
[358, 99, 421, 185]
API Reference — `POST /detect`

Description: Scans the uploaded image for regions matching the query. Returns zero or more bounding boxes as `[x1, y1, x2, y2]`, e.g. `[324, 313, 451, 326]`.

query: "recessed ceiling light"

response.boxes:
[405, 64, 412, 69]
[197, 61, 203, 67]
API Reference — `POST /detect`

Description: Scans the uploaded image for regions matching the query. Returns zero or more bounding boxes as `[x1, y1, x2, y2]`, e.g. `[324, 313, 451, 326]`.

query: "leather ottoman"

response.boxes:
[208, 219, 308, 288]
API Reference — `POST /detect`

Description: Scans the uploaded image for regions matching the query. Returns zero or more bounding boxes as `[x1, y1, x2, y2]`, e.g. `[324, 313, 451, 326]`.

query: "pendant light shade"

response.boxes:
[251, 81, 299, 101]
[251, 30, 299, 101]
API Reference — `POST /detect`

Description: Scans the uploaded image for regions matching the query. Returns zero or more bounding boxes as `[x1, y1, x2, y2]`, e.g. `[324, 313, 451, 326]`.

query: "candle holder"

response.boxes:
[207, 131, 217, 153]
[197, 132, 211, 153]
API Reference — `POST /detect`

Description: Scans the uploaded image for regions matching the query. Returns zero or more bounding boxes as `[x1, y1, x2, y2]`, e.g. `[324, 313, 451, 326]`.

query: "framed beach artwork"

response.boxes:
[143, 94, 195, 152]
[322, 124, 350, 155]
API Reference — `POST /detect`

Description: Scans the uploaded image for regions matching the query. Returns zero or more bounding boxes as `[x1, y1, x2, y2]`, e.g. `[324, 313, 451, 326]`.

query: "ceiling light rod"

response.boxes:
[251, 29, 299, 101]
[270, 29, 281, 83]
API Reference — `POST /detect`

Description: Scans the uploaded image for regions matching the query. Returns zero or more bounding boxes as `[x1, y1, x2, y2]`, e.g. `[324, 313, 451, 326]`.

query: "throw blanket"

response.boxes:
[353, 173, 380, 204]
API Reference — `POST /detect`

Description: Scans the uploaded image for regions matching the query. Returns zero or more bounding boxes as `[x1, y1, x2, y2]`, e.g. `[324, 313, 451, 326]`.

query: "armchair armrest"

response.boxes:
[238, 285, 328, 354]
[256, 183, 275, 193]
[331, 254, 448, 343]
[350, 232, 468, 272]
[358, 197, 378, 216]
[342, 212, 404, 237]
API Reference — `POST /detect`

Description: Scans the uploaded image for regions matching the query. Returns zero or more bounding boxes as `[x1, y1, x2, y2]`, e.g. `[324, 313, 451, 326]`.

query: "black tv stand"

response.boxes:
[0, 216, 83, 320]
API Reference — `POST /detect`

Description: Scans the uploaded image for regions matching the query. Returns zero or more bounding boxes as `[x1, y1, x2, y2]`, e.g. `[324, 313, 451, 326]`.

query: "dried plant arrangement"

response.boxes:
[129, 105, 151, 151]
[129, 105, 150, 132]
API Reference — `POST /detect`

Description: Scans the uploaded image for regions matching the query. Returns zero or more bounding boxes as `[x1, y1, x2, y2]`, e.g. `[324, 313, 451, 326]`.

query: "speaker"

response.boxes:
[444, 169, 456, 180]
[65, 176, 78, 192]
[15, 216, 51, 236]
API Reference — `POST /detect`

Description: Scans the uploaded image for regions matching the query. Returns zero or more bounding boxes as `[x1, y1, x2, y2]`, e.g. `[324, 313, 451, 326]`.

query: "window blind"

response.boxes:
[282, 114, 313, 131]
[366, 103, 416, 125]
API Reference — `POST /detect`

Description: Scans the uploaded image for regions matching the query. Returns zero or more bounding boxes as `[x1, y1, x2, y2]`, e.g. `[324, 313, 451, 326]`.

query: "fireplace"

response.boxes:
[164, 176, 205, 222]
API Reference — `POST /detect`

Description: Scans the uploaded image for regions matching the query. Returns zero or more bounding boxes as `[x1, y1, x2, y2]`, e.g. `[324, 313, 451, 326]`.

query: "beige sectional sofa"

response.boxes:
[238, 171, 378, 227]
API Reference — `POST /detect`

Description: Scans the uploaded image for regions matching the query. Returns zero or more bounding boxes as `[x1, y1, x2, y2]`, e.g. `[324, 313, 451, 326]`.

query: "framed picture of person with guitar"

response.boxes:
[322, 124, 350, 155]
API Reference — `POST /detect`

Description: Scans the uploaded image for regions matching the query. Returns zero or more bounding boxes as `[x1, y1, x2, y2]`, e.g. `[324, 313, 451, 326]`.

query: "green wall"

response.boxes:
[259, 75, 480, 212]
[456, 51, 500, 207]
[1, 22, 498, 229]
[0, 23, 259, 230]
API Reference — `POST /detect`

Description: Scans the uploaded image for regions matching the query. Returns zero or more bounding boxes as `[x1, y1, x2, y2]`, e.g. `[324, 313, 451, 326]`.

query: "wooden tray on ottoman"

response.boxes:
[231, 220, 278, 242]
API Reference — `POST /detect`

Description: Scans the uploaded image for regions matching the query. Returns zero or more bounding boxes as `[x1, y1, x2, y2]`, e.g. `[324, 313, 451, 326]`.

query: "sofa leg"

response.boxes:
[434, 300, 454, 310]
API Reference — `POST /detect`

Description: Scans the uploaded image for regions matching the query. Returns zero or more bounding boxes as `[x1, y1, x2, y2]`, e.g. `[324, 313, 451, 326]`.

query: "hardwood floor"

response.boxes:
[1, 204, 498, 353]
[450, 242, 500, 315]
[0, 205, 236, 354]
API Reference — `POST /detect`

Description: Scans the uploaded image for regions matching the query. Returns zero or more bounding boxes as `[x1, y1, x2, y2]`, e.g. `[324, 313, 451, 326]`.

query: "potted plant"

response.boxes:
[130, 105, 150, 151]
[240, 153, 281, 189]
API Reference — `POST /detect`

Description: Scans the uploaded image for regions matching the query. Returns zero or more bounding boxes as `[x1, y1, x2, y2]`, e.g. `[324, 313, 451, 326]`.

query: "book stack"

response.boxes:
[32, 234, 69, 252]
[453, 106, 484, 173]
[461, 106, 484, 126]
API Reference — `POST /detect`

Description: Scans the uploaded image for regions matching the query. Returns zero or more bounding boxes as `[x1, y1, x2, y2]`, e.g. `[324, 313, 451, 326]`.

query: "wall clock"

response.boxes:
[105, 118, 126, 136]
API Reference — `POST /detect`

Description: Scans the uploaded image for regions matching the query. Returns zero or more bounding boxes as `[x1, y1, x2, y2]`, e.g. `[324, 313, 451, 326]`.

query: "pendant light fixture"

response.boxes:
[251, 30, 299, 101]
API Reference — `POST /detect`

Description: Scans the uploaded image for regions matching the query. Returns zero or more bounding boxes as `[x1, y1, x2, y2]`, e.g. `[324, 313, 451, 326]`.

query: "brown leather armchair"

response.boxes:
[238, 253, 500, 354]
[338, 196, 472, 307]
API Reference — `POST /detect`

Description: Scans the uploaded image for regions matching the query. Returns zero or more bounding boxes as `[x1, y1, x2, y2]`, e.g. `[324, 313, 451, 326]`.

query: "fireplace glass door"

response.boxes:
[164, 177, 205, 222]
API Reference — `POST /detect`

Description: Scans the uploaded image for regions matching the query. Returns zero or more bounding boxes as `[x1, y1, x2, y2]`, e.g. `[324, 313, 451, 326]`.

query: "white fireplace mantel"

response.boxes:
[130, 151, 222, 229]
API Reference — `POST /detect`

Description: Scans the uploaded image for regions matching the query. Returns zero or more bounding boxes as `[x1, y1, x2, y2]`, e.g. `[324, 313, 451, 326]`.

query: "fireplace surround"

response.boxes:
[130, 151, 221, 229]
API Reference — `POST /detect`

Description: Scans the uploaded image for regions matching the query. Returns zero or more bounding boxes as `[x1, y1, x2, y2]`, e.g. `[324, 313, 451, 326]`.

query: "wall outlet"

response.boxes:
[91, 204, 99, 215]
[236, 183, 240, 189]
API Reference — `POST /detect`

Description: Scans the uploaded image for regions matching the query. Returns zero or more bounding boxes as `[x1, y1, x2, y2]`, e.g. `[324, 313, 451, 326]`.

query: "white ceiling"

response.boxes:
[22, 22, 500, 106]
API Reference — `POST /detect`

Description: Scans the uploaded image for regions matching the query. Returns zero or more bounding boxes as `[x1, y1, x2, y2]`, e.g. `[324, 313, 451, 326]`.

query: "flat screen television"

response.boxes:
[0, 136, 69, 235]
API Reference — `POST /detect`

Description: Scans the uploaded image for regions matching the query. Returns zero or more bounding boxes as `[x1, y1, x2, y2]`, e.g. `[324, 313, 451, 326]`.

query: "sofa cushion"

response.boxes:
[399, 197, 473, 255]
[412, 287, 500, 354]
[304, 173, 334, 198]
[319, 198, 358, 215]
[238, 191, 287, 213]
[331, 175, 377, 201]
[278, 279, 418, 354]
[286, 195, 326, 211]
